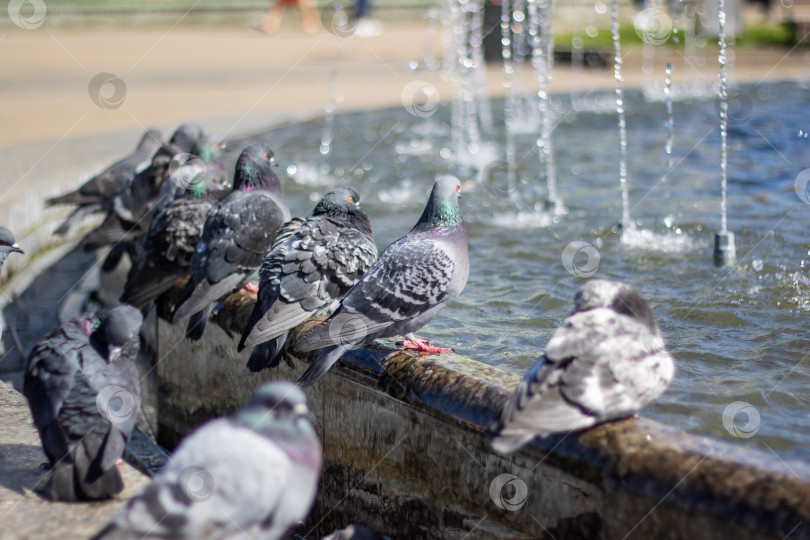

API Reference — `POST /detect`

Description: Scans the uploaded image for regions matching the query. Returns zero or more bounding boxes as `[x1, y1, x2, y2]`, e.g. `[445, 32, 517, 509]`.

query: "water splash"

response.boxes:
[470, 0, 493, 133]
[662, 63, 674, 191]
[718, 0, 729, 234]
[321, 37, 344, 159]
[501, 0, 518, 197]
[611, 0, 630, 228]
[714, 0, 736, 266]
[527, 0, 561, 212]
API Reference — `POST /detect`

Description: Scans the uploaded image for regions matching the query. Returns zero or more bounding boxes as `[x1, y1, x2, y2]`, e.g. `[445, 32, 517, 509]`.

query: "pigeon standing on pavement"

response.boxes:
[238, 187, 377, 372]
[489, 279, 676, 455]
[23, 305, 143, 500]
[93, 381, 322, 540]
[47, 129, 163, 236]
[294, 175, 469, 386]
[171, 145, 290, 340]
[120, 160, 232, 310]
[0, 226, 24, 341]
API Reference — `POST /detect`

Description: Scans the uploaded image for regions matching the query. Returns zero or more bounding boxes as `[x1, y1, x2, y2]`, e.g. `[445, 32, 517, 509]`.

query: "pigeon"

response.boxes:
[23, 305, 143, 500]
[92, 381, 322, 540]
[79, 124, 210, 264]
[120, 161, 232, 310]
[47, 129, 163, 236]
[322, 525, 392, 540]
[0, 226, 25, 341]
[293, 175, 469, 386]
[238, 187, 377, 372]
[489, 279, 676, 455]
[171, 145, 290, 340]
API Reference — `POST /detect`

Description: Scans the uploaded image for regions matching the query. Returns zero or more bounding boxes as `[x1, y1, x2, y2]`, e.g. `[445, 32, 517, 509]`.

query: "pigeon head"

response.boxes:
[573, 279, 658, 332]
[91, 305, 143, 362]
[0, 227, 24, 267]
[414, 175, 463, 231]
[236, 382, 317, 444]
[232, 145, 282, 194]
[169, 123, 204, 153]
[197, 162, 232, 199]
[313, 187, 373, 236]
[190, 133, 225, 164]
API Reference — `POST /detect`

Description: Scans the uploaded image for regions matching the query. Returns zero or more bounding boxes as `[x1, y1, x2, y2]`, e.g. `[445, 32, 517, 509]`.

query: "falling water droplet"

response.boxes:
[752, 259, 763, 272]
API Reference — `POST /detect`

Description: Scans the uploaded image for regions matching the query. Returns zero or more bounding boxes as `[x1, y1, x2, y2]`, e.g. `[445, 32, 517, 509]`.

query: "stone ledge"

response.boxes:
[156, 289, 810, 540]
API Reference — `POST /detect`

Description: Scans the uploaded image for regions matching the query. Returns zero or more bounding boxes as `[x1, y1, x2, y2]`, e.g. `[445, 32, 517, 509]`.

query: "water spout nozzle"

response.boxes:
[713, 231, 736, 267]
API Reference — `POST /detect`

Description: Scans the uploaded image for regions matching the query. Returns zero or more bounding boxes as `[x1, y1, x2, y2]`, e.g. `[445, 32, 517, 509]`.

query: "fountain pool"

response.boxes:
[222, 80, 810, 461]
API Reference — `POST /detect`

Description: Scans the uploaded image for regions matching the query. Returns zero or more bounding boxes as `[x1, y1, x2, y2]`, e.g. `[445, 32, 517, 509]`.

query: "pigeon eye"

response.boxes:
[263, 154, 269, 159]
[213, 178, 219, 184]
[455, 185, 460, 192]
[348, 197, 354, 203]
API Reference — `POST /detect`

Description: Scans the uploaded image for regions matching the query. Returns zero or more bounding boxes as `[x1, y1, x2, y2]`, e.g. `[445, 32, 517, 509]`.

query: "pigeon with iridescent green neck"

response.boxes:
[120, 160, 232, 310]
[23, 306, 143, 501]
[170, 145, 290, 340]
[294, 175, 469, 386]
[238, 187, 378, 372]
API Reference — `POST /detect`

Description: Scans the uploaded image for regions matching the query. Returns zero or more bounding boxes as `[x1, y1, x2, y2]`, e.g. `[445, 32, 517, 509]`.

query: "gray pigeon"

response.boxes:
[93, 381, 322, 540]
[80, 124, 210, 266]
[294, 175, 469, 386]
[489, 279, 676, 455]
[23, 305, 143, 500]
[0, 226, 24, 341]
[238, 187, 377, 372]
[47, 129, 162, 236]
[171, 145, 290, 340]
[120, 160, 232, 310]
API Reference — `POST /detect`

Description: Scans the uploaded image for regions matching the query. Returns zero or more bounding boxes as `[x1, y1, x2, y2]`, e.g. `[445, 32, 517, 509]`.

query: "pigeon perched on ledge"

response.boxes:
[47, 129, 162, 236]
[238, 187, 377, 372]
[23, 305, 143, 500]
[294, 175, 469, 386]
[489, 279, 676, 455]
[93, 381, 322, 540]
[120, 160, 231, 310]
[171, 145, 290, 340]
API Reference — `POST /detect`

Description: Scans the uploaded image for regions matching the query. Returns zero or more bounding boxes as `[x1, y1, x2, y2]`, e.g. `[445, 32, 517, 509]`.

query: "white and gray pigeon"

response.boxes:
[293, 175, 469, 386]
[120, 160, 232, 310]
[92, 381, 322, 540]
[0, 226, 24, 341]
[23, 305, 143, 500]
[489, 279, 676, 455]
[238, 187, 377, 372]
[47, 128, 163, 236]
[170, 145, 290, 340]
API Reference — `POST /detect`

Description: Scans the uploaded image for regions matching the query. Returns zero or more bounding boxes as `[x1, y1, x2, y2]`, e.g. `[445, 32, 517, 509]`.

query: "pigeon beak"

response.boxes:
[11, 243, 23, 255]
[108, 345, 122, 363]
[292, 403, 309, 416]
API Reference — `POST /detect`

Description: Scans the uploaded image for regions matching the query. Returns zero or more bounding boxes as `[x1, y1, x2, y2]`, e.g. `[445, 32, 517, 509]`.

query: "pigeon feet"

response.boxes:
[397, 337, 453, 353]
[241, 282, 260, 296]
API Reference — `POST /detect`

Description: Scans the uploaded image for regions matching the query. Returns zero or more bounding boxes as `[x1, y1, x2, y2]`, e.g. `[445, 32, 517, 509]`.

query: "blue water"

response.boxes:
[227, 80, 810, 461]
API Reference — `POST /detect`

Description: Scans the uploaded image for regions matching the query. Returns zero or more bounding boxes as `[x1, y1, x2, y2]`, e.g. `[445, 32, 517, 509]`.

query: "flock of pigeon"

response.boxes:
[0, 123, 676, 539]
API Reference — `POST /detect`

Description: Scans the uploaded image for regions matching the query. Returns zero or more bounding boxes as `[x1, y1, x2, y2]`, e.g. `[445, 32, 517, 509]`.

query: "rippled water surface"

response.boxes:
[228, 81, 810, 460]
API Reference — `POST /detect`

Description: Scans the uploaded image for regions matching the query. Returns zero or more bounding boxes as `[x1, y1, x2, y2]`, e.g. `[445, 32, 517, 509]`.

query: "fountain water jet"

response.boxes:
[611, 0, 631, 230]
[527, 0, 562, 213]
[714, 0, 736, 267]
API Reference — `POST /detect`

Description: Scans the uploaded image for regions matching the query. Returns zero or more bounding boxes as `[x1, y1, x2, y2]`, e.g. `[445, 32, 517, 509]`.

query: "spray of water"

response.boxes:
[501, 0, 518, 196]
[611, 0, 631, 229]
[527, 0, 559, 212]
[718, 0, 729, 234]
